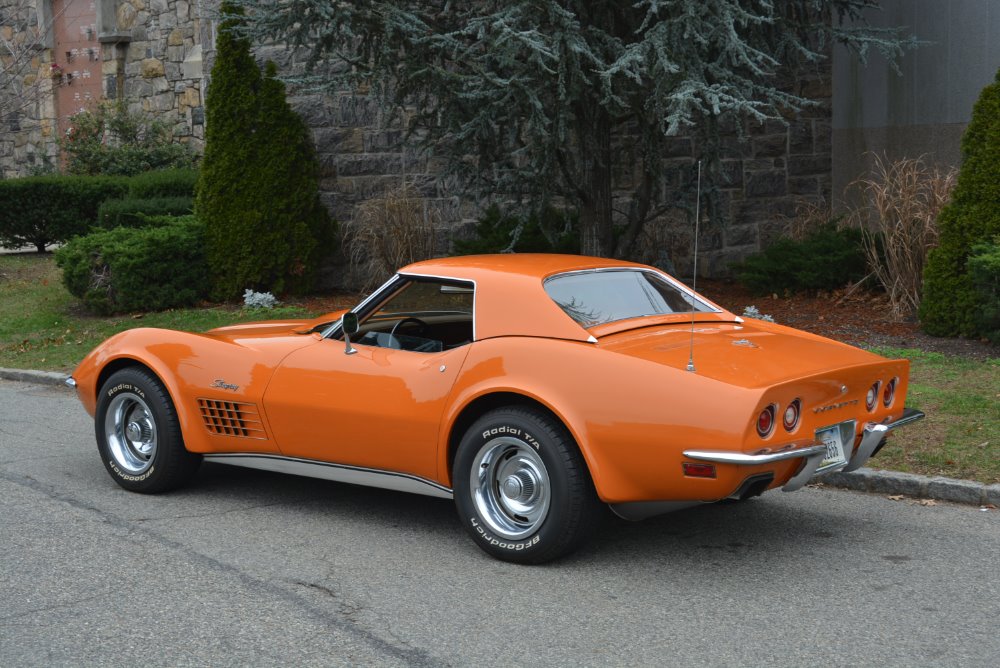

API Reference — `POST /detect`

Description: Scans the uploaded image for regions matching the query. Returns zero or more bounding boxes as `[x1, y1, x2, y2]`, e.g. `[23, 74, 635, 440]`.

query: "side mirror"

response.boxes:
[341, 313, 359, 355]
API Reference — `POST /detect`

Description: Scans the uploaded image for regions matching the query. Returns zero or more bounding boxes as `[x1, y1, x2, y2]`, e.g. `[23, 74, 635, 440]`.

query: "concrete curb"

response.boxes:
[821, 469, 1000, 508]
[2, 367, 997, 508]
[0, 367, 72, 387]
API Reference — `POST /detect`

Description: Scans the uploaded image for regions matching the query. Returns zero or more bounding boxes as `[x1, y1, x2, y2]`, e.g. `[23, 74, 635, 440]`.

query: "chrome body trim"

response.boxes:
[684, 444, 831, 493]
[203, 453, 454, 499]
[843, 407, 925, 472]
[65, 376, 77, 388]
[683, 444, 828, 465]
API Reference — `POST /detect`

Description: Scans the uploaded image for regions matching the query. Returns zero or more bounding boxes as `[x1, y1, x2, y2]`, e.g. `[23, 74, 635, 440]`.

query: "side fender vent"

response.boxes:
[197, 399, 267, 439]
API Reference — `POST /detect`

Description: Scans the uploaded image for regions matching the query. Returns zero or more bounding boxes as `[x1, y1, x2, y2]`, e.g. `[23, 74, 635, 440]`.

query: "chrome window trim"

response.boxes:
[204, 453, 454, 499]
[320, 274, 406, 340]
[542, 267, 722, 327]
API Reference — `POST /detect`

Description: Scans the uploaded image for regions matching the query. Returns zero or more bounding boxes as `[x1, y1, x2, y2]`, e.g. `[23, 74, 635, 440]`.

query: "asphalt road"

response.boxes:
[1, 379, 998, 667]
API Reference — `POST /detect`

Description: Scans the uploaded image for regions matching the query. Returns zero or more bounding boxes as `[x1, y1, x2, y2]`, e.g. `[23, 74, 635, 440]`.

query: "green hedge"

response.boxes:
[968, 240, 1000, 343]
[55, 216, 208, 314]
[732, 224, 870, 295]
[0, 175, 129, 251]
[96, 196, 195, 229]
[127, 168, 199, 199]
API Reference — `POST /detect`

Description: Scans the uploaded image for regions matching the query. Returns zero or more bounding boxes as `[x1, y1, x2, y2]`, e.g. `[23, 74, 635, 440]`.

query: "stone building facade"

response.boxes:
[2, 0, 835, 278]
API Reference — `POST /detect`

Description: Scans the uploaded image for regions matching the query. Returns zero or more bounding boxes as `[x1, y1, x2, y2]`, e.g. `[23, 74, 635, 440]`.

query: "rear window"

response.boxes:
[544, 270, 714, 328]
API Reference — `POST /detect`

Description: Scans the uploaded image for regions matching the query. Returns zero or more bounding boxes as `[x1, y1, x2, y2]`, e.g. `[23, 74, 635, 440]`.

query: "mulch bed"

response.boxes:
[698, 279, 998, 361]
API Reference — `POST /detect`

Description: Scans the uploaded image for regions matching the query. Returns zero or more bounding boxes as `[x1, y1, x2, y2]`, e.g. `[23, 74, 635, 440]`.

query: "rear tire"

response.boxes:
[453, 406, 602, 563]
[95, 367, 201, 493]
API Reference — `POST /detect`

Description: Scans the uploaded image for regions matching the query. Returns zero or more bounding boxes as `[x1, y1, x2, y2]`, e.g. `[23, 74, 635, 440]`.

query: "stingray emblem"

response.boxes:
[731, 339, 757, 348]
[210, 379, 239, 392]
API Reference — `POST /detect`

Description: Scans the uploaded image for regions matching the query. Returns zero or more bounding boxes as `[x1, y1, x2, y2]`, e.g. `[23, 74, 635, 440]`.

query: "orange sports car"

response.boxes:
[68, 254, 923, 563]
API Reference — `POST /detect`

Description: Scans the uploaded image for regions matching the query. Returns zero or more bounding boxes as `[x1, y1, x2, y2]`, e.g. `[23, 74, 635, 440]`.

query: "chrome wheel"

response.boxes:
[470, 436, 551, 540]
[103, 392, 157, 474]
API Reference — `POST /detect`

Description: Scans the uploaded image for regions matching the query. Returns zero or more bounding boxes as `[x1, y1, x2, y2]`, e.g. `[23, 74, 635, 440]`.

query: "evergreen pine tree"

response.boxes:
[234, 0, 913, 258]
[920, 69, 1000, 337]
[196, 3, 332, 299]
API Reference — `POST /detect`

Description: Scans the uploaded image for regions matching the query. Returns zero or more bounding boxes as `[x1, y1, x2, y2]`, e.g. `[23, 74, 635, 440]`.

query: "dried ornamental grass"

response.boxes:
[847, 155, 956, 320]
[342, 185, 437, 292]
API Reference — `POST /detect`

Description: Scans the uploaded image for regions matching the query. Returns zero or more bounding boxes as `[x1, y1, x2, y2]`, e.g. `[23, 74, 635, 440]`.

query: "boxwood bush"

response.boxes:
[55, 216, 208, 314]
[96, 196, 195, 229]
[0, 175, 129, 251]
[732, 224, 870, 295]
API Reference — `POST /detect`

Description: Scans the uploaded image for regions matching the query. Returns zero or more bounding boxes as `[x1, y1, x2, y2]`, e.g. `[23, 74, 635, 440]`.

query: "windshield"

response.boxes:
[544, 270, 714, 328]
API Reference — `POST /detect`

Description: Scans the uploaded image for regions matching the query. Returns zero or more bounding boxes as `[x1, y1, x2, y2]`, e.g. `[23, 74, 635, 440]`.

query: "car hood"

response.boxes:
[204, 310, 346, 343]
[597, 319, 885, 389]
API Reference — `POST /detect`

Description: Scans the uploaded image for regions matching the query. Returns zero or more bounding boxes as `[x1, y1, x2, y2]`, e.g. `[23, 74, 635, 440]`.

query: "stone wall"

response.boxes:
[0, 0, 206, 179]
[0, 0, 59, 177]
[110, 0, 206, 148]
[2, 1, 833, 280]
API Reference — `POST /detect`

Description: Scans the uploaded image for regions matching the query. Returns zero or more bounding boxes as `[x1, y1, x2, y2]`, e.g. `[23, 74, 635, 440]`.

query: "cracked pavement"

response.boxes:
[1, 379, 999, 667]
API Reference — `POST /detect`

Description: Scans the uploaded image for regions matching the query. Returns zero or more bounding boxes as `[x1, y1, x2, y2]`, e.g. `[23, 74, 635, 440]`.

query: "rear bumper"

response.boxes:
[683, 407, 925, 493]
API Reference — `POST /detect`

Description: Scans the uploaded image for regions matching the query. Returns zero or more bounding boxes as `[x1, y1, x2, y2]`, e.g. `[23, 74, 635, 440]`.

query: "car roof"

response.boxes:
[398, 254, 652, 342]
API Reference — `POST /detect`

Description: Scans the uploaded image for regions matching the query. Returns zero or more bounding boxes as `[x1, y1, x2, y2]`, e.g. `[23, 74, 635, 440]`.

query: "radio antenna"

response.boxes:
[686, 160, 702, 373]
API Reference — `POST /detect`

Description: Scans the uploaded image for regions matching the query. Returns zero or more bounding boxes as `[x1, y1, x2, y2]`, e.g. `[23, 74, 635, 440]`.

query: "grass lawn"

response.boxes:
[0, 253, 325, 372]
[3, 254, 998, 484]
[867, 347, 999, 485]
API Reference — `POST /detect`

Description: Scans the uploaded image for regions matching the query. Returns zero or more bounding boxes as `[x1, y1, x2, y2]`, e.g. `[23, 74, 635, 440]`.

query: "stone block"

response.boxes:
[168, 28, 184, 46]
[788, 120, 813, 155]
[337, 95, 380, 126]
[363, 130, 403, 153]
[336, 153, 402, 177]
[662, 136, 693, 158]
[176, 1, 190, 20]
[787, 155, 830, 177]
[814, 120, 832, 155]
[744, 170, 786, 198]
[167, 46, 185, 62]
[140, 57, 164, 78]
[788, 176, 819, 196]
[190, 106, 204, 125]
[985, 484, 1000, 507]
[725, 224, 757, 248]
[719, 160, 743, 188]
[752, 134, 786, 158]
[289, 96, 333, 126]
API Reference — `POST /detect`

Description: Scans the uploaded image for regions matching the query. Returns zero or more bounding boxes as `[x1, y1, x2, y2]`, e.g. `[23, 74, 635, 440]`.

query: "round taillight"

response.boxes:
[866, 382, 880, 411]
[783, 399, 801, 431]
[883, 377, 898, 407]
[757, 405, 776, 438]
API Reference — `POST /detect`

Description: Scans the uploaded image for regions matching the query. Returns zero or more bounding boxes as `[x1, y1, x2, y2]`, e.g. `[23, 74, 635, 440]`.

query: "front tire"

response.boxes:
[453, 406, 602, 563]
[95, 367, 200, 493]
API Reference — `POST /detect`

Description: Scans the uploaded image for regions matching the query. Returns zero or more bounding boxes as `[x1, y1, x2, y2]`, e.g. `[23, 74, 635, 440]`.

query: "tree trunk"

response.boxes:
[577, 108, 614, 258]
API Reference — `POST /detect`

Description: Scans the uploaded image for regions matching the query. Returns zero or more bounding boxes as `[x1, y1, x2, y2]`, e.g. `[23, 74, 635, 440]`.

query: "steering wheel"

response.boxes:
[387, 317, 428, 349]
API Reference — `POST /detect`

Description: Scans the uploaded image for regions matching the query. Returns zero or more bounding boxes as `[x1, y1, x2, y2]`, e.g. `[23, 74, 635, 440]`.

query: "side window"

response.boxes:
[355, 279, 475, 352]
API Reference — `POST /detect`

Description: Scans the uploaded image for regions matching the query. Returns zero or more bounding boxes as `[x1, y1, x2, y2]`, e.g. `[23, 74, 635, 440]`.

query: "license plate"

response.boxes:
[816, 425, 847, 469]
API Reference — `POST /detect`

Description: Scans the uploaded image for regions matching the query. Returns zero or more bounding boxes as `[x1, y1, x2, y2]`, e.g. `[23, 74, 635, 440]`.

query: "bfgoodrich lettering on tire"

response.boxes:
[96, 367, 201, 493]
[453, 406, 602, 563]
